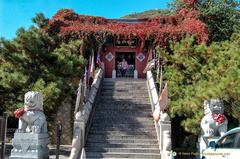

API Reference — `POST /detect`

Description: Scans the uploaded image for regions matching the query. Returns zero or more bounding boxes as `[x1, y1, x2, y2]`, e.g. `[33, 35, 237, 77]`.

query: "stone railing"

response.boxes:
[69, 64, 104, 159]
[146, 71, 172, 159]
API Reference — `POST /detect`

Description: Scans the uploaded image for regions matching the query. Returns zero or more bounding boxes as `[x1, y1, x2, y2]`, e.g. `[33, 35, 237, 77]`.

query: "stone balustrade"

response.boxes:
[146, 70, 172, 159]
[69, 64, 104, 159]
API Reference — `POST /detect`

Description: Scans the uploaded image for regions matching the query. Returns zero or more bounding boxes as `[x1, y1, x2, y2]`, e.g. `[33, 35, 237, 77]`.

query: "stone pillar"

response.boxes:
[134, 70, 138, 79]
[159, 113, 172, 159]
[112, 70, 116, 78]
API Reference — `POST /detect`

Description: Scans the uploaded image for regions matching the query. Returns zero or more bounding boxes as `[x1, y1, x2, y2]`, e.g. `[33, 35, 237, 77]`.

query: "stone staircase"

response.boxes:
[84, 78, 160, 159]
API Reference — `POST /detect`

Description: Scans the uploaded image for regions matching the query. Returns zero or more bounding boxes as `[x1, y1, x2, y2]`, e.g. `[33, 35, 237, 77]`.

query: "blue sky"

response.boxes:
[0, 0, 172, 40]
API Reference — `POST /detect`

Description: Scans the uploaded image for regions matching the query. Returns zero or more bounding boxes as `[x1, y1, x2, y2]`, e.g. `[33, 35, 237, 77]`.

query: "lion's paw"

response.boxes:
[31, 125, 41, 134]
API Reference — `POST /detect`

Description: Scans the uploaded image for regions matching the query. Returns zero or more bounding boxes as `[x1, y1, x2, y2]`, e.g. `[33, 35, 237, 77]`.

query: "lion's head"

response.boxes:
[204, 98, 224, 115]
[24, 91, 43, 110]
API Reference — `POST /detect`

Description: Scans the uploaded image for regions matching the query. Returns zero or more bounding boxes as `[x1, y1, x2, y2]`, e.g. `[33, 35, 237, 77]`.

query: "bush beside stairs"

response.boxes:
[84, 78, 161, 158]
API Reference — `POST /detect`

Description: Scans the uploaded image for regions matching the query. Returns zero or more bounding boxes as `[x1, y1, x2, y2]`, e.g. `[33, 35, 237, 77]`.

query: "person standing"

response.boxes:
[118, 58, 128, 77]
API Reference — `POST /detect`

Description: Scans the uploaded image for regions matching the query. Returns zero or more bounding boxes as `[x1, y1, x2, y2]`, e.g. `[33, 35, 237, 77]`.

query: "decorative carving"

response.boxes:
[105, 52, 114, 62]
[14, 91, 47, 134]
[136, 53, 145, 62]
[10, 133, 49, 159]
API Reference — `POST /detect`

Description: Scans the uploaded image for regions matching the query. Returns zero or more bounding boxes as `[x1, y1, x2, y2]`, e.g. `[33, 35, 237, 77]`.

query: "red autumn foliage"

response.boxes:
[45, 1, 209, 48]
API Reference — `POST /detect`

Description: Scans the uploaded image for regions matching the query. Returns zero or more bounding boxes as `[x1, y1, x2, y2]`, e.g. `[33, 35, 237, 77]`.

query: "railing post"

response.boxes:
[0, 112, 8, 159]
[56, 121, 62, 159]
[159, 115, 172, 159]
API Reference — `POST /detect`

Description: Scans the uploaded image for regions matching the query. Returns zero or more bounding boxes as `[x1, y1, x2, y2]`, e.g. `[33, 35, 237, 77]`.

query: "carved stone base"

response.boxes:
[10, 133, 49, 159]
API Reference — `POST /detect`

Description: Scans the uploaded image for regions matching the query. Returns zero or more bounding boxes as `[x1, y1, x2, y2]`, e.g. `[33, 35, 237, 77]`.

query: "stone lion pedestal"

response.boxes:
[9, 133, 49, 159]
[10, 91, 50, 159]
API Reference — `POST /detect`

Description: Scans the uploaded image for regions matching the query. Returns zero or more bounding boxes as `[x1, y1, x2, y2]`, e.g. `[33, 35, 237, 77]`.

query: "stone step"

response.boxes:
[89, 126, 156, 131]
[93, 110, 151, 116]
[95, 104, 152, 110]
[94, 109, 152, 114]
[99, 97, 149, 100]
[85, 79, 160, 158]
[92, 113, 152, 118]
[85, 143, 158, 149]
[101, 88, 148, 91]
[91, 118, 153, 124]
[91, 116, 153, 121]
[100, 92, 148, 96]
[85, 147, 160, 153]
[85, 152, 160, 158]
[90, 122, 154, 127]
[101, 87, 147, 91]
[102, 81, 147, 84]
[88, 130, 156, 136]
[101, 89, 148, 93]
[100, 93, 149, 97]
[98, 100, 150, 105]
[86, 138, 158, 144]
[87, 134, 156, 139]
[89, 124, 155, 131]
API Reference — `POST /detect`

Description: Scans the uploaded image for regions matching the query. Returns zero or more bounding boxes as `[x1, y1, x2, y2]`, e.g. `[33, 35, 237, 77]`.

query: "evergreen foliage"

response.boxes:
[169, 0, 240, 42]
[0, 24, 87, 127]
[159, 26, 240, 147]
[32, 12, 50, 29]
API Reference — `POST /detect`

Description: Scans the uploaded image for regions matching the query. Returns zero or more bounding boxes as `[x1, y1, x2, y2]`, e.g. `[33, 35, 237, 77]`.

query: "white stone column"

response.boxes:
[112, 70, 116, 78]
[159, 113, 172, 159]
[134, 70, 138, 79]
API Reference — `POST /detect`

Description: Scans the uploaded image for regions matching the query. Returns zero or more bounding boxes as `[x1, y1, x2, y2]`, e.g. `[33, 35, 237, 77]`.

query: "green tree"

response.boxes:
[0, 25, 87, 127]
[168, 0, 240, 42]
[198, 0, 240, 42]
[32, 12, 50, 29]
[159, 26, 240, 147]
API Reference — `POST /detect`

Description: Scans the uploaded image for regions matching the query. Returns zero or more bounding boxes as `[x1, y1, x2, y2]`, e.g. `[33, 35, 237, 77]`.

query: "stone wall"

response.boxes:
[51, 97, 72, 145]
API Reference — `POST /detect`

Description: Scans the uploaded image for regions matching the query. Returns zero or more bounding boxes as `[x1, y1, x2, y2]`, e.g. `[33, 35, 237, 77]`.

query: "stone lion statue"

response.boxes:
[198, 98, 228, 153]
[201, 98, 228, 137]
[14, 91, 47, 134]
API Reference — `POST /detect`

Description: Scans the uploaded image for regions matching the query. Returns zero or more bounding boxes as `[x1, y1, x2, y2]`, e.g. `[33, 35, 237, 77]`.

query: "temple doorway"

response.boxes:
[116, 52, 135, 77]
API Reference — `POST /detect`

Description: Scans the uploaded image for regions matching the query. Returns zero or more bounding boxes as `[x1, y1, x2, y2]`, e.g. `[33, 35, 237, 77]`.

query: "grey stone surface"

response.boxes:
[51, 97, 72, 145]
[5, 144, 71, 159]
[84, 78, 161, 158]
[9, 133, 49, 159]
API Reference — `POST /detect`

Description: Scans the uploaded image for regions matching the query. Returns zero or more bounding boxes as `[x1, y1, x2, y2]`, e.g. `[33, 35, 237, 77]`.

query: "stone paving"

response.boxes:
[4, 143, 72, 159]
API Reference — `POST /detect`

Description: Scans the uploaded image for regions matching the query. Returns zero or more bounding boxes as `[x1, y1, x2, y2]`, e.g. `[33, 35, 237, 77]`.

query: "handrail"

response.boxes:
[69, 63, 105, 159]
[146, 70, 173, 159]
[146, 71, 160, 143]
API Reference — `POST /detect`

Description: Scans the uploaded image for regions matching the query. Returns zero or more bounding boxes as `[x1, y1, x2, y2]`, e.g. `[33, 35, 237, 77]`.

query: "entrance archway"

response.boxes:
[116, 52, 135, 77]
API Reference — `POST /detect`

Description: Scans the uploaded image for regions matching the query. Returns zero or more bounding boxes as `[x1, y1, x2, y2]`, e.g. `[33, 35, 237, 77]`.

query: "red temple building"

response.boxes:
[45, 7, 208, 79]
